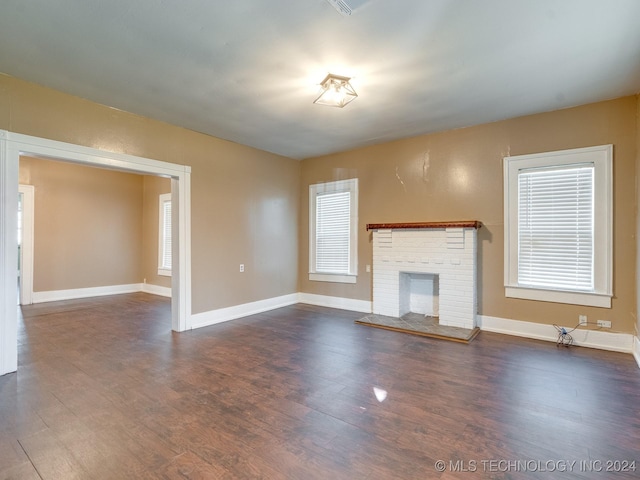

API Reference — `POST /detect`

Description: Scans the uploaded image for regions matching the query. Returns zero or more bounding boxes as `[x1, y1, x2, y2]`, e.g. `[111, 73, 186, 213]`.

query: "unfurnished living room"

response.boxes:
[1, 1, 639, 479]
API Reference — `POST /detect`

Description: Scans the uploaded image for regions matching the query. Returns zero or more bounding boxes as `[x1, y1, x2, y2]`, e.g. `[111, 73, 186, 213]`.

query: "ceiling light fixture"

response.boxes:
[313, 74, 358, 108]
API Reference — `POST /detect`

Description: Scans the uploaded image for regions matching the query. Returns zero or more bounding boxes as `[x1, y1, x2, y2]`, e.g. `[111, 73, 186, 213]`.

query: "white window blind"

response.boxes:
[315, 191, 351, 274]
[158, 193, 172, 276]
[517, 164, 594, 291]
[161, 199, 172, 269]
[309, 178, 358, 283]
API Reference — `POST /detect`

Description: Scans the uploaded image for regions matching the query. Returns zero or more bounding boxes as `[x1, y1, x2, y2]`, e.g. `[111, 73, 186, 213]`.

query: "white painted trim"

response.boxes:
[309, 178, 358, 278]
[190, 294, 299, 330]
[479, 315, 634, 354]
[504, 145, 613, 308]
[505, 286, 611, 308]
[30, 282, 172, 302]
[9, 132, 188, 176]
[32, 284, 143, 303]
[0, 130, 192, 376]
[18, 184, 34, 305]
[298, 292, 372, 313]
[0, 131, 19, 376]
[142, 283, 172, 298]
[172, 175, 191, 332]
[633, 336, 640, 369]
[309, 273, 357, 284]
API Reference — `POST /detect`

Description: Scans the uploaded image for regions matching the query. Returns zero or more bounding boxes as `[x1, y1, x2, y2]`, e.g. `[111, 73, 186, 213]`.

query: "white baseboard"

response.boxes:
[32, 282, 171, 303]
[32, 283, 143, 303]
[141, 283, 172, 298]
[633, 336, 640, 368]
[189, 293, 299, 330]
[479, 315, 634, 354]
[298, 292, 372, 314]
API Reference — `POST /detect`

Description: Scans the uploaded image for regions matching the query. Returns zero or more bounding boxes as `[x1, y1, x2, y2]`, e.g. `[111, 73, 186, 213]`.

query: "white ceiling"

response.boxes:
[1, 0, 639, 159]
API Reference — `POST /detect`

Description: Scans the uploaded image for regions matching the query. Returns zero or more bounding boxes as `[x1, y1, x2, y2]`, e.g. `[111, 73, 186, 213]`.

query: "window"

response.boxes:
[158, 193, 172, 276]
[504, 145, 612, 307]
[309, 178, 358, 283]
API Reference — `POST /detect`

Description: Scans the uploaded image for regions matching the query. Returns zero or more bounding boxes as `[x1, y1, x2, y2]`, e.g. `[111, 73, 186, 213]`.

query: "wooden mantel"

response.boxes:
[366, 221, 481, 231]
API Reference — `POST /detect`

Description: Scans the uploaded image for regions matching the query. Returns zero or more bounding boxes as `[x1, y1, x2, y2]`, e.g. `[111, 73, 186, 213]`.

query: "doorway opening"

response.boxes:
[1, 131, 192, 376]
[17, 159, 172, 306]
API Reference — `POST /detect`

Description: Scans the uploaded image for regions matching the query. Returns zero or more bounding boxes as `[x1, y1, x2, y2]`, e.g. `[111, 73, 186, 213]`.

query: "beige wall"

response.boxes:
[19, 157, 143, 291]
[142, 175, 172, 289]
[2, 74, 300, 314]
[300, 96, 638, 334]
[189, 140, 299, 309]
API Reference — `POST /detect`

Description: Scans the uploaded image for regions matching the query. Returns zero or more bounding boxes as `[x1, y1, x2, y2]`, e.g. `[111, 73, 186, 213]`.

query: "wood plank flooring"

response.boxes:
[1, 293, 639, 479]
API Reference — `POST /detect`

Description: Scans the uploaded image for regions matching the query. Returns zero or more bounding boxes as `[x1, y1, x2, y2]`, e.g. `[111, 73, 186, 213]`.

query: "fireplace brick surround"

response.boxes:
[367, 221, 481, 330]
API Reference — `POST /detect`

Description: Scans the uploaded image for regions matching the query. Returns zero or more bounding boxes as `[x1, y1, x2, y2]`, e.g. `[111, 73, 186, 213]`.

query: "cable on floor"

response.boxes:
[553, 321, 605, 347]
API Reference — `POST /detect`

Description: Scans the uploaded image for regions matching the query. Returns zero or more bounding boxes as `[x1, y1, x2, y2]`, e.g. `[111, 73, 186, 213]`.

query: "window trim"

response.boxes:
[309, 178, 358, 284]
[158, 192, 172, 277]
[503, 145, 613, 308]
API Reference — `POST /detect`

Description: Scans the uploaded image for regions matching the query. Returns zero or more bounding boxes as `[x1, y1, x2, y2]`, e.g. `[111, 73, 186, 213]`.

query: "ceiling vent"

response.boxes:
[325, 0, 352, 16]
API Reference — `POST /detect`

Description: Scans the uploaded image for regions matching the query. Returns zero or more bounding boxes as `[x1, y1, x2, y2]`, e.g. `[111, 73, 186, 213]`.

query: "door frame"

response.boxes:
[1, 130, 192, 376]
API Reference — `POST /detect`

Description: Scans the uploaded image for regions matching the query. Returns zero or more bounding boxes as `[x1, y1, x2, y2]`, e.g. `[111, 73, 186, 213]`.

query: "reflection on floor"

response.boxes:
[355, 312, 479, 343]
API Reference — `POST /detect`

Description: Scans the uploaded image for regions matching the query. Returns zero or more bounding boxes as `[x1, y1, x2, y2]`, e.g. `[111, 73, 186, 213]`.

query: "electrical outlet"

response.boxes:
[597, 320, 611, 328]
[578, 315, 587, 325]
[366, 265, 371, 273]
[239, 264, 245, 273]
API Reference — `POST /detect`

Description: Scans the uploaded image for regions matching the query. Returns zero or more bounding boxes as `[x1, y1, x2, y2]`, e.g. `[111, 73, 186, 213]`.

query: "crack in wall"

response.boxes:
[395, 166, 406, 192]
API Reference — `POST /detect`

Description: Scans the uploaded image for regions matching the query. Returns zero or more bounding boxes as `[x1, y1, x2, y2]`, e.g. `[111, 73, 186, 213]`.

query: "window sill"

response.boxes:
[309, 273, 357, 284]
[158, 269, 172, 277]
[505, 286, 611, 308]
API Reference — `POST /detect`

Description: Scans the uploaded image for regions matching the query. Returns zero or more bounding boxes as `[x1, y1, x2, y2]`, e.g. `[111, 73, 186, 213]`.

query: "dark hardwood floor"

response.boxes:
[1, 293, 639, 479]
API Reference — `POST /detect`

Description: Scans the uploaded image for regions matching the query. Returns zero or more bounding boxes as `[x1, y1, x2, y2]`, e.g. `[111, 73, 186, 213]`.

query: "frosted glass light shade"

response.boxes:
[313, 74, 358, 108]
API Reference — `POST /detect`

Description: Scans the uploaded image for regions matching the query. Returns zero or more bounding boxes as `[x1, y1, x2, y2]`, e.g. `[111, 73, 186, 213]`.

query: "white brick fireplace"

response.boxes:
[368, 221, 481, 330]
